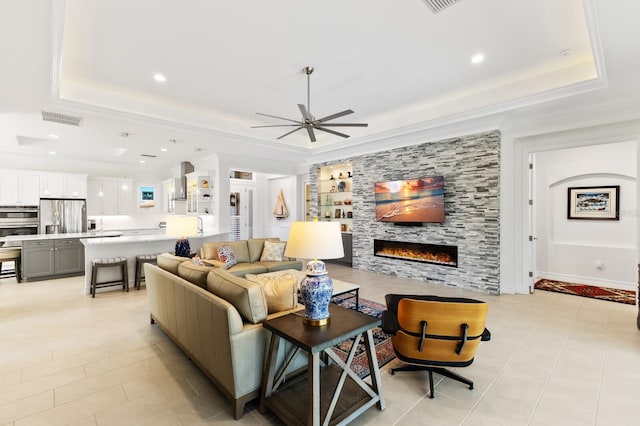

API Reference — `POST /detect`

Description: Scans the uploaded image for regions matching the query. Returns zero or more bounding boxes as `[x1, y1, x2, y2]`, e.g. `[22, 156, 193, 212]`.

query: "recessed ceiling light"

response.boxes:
[471, 53, 485, 64]
[49, 134, 59, 139]
[139, 160, 145, 164]
[48, 151, 56, 155]
[153, 73, 166, 83]
[160, 148, 168, 152]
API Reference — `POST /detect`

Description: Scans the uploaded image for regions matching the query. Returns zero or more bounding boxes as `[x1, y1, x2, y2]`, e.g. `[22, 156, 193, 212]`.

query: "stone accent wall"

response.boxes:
[310, 130, 500, 294]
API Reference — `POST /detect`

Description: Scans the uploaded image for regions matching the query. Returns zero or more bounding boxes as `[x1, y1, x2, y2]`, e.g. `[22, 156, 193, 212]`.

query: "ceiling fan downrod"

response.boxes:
[304, 66, 314, 119]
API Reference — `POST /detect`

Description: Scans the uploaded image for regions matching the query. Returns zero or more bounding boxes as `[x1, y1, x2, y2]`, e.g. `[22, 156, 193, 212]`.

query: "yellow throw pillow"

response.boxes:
[245, 273, 298, 313]
[260, 240, 287, 262]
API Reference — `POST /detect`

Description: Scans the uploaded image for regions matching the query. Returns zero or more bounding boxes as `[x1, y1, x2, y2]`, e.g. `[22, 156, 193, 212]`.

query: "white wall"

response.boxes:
[264, 175, 297, 240]
[535, 141, 637, 289]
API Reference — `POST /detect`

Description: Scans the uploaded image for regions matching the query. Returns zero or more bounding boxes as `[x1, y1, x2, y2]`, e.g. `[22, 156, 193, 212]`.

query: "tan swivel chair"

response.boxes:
[0, 247, 22, 282]
[382, 294, 490, 398]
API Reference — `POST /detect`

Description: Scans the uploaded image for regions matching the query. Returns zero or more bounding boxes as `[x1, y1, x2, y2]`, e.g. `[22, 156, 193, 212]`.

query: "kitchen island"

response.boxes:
[80, 231, 228, 295]
[1, 231, 123, 282]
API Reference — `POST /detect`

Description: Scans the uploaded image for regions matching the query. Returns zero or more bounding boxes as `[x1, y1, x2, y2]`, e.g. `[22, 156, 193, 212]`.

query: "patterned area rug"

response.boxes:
[331, 295, 395, 379]
[535, 278, 636, 305]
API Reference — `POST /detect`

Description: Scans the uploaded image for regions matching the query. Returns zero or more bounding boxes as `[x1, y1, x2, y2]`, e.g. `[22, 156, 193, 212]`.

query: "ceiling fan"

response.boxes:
[252, 66, 368, 142]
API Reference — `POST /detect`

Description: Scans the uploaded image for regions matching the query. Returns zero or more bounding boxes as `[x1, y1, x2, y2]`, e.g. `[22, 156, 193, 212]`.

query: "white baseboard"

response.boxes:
[536, 271, 636, 291]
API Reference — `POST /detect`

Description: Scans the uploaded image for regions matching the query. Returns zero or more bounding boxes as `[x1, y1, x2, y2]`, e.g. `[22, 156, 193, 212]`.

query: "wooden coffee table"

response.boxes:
[260, 304, 385, 425]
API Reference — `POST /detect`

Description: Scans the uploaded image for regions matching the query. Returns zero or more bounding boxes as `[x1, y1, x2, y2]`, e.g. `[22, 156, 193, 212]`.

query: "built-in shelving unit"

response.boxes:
[318, 162, 353, 266]
[187, 174, 212, 215]
[318, 162, 353, 233]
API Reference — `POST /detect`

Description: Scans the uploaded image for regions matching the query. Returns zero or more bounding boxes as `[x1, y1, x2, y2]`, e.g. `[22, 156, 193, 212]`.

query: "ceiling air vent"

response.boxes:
[422, 0, 462, 14]
[41, 111, 83, 126]
[141, 154, 157, 158]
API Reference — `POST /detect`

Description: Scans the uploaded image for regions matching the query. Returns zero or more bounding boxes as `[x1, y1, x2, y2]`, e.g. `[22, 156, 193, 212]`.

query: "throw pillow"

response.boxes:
[207, 269, 268, 324]
[217, 245, 238, 268]
[245, 273, 298, 313]
[260, 240, 287, 262]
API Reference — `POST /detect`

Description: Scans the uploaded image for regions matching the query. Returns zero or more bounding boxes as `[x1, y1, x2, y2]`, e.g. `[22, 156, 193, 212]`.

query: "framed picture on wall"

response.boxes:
[139, 186, 156, 209]
[567, 185, 619, 220]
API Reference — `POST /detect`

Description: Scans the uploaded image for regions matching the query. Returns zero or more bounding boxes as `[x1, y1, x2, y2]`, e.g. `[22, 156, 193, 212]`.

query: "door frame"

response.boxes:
[513, 121, 640, 295]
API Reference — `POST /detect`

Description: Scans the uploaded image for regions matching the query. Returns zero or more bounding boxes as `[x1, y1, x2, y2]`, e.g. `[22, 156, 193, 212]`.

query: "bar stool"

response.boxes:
[0, 247, 22, 283]
[90, 257, 128, 298]
[135, 253, 158, 290]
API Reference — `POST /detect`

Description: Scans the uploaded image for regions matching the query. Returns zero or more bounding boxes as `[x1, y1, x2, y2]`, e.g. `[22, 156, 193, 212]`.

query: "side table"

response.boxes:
[260, 304, 385, 425]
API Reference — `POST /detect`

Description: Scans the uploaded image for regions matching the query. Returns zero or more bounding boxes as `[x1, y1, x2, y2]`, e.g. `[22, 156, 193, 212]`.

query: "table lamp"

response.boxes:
[166, 215, 199, 257]
[284, 220, 344, 326]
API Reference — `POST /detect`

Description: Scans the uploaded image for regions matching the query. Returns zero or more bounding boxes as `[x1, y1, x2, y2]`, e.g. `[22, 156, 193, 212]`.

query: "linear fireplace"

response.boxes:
[374, 239, 458, 267]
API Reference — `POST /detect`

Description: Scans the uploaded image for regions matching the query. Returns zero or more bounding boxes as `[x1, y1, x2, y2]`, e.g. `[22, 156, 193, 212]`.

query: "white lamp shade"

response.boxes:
[166, 215, 199, 237]
[284, 221, 344, 260]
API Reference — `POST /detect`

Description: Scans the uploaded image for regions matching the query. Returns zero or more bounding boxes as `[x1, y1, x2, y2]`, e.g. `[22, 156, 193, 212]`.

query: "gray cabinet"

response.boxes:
[22, 240, 55, 279]
[54, 238, 84, 275]
[22, 238, 84, 280]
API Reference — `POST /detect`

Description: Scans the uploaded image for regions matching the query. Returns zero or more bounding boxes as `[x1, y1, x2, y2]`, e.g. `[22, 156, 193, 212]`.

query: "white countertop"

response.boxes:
[1, 231, 123, 243]
[80, 231, 225, 245]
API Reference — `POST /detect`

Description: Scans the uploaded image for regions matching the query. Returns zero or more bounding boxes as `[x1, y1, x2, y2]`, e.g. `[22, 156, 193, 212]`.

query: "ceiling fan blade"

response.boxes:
[317, 123, 368, 127]
[251, 124, 301, 128]
[298, 104, 313, 122]
[316, 109, 354, 123]
[256, 112, 300, 124]
[305, 125, 317, 142]
[276, 126, 304, 139]
[315, 126, 350, 139]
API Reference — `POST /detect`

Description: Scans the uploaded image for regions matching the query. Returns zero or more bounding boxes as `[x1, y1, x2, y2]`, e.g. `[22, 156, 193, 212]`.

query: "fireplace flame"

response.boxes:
[375, 247, 455, 266]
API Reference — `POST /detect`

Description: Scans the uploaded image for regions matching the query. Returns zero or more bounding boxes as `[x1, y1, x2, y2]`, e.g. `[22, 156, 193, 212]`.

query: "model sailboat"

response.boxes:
[273, 190, 289, 220]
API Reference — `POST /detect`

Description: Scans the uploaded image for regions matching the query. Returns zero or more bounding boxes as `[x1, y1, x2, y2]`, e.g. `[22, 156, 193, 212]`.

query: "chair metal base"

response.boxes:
[391, 365, 473, 399]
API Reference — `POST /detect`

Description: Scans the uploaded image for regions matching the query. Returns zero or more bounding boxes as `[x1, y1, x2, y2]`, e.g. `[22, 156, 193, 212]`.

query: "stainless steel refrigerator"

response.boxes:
[39, 198, 87, 234]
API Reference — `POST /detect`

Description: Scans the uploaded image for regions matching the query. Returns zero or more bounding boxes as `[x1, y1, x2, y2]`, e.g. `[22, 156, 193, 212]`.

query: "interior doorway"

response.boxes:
[525, 141, 637, 294]
[229, 171, 255, 241]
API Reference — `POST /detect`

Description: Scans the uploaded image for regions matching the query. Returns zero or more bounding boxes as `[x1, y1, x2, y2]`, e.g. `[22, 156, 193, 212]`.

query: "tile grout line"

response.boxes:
[461, 323, 536, 425]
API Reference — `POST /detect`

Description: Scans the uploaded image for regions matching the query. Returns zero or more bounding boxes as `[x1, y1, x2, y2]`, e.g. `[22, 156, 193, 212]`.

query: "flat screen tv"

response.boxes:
[374, 176, 445, 223]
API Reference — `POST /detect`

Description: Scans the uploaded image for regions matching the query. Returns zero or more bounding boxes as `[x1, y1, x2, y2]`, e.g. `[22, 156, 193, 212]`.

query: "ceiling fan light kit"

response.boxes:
[252, 66, 368, 143]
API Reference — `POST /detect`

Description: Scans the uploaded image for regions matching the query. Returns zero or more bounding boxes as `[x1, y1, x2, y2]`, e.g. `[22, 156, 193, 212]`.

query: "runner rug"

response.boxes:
[331, 295, 395, 379]
[534, 278, 636, 305]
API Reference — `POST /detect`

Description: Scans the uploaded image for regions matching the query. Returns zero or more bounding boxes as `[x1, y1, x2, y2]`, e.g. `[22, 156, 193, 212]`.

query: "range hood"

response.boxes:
[173, 161, 194, 200]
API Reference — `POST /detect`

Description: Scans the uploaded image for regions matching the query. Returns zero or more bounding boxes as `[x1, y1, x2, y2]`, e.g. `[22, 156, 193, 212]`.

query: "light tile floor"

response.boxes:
[0, 265, 638, 425]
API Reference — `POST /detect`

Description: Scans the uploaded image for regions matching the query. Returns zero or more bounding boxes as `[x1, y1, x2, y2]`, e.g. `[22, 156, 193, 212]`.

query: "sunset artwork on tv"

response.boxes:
[374, 176, 445, 223]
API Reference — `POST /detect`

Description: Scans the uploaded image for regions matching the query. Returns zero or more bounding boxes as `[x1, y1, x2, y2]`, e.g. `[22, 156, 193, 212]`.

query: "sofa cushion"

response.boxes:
[256, 260, 303, 273]
[201, 242, 222, 260]
[225, 241, 250, 263]
[157, 253, 192, 275]
[260, 240, 287, 262]
[226, 263, 269, 276]
[245, 273, 298, 313]
[177, 261, 215, 288]
[251, 268, 307, 287]
[218, 246, 238, 268]
[206, 269, 268, 324]
[247, 238, 279, 262]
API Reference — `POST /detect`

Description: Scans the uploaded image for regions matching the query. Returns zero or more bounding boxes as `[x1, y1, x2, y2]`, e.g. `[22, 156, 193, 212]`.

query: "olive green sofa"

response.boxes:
[144, 253, 304, 419]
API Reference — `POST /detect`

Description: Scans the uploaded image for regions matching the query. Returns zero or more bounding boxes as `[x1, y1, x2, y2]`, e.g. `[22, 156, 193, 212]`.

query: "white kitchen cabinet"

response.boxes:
[162, 178, 178, 213]
[87, 177, 133, 215]
[63, 175, 87, 198]
[0, 170, 40, 205]
[40, 172, 87, 198]
[40, 174, 64, 198]
[117, 179, 134, 215]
